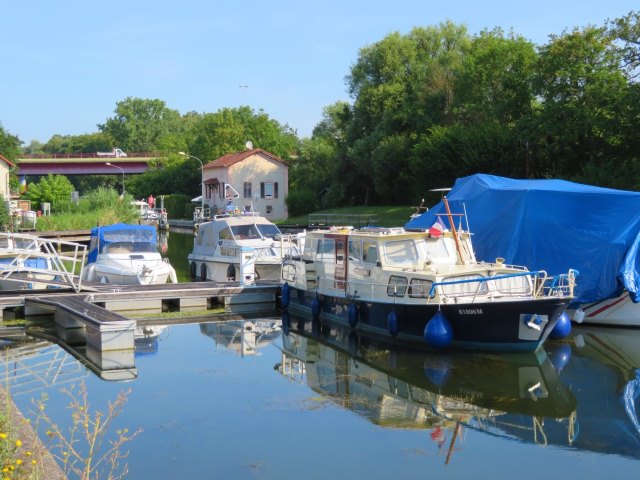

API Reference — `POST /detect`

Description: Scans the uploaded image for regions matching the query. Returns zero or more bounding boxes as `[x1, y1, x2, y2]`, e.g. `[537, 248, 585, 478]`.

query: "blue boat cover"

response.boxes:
[87, 223, 157, 264]
[405, 174, 640, 304]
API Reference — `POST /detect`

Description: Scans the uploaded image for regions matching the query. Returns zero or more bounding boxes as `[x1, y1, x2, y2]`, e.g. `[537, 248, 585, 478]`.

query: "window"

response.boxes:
[409, 279, 433, 298]
[348, 239, 362, 261]
[260, 182, 279, 199]
[266, 205, 273, 214]
[243, 182, 252, 198]
[387, 275, 408, 297]
[384, 240, 418, 265]
[362, 241, 378, 264]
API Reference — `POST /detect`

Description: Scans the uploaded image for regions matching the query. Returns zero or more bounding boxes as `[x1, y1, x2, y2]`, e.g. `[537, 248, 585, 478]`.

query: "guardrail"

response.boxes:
[308, 213, 378, 227]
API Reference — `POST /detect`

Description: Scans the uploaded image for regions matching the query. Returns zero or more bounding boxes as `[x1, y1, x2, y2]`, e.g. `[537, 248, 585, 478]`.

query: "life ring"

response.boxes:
[200, 263, 207, 281]
[190, 262, 197, 280]
[234, 208, 240, 215]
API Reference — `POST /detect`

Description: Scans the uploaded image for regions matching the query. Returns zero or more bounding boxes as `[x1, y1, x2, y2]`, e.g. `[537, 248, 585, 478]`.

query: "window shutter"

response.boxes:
[274, 182, 278, 198]
[260, 182, 265, 198]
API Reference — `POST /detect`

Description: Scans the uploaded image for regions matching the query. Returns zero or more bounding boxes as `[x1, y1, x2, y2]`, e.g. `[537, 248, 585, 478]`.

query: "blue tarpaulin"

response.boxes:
[405, 174, 640, 304]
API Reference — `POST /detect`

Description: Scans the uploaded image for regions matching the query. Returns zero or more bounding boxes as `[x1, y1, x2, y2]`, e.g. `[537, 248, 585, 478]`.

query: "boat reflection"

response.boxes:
[200, 319, 282, 356]
[277, 314, 577, 461]
[135, 325, 169, 356]
[535, 325, 640, 458]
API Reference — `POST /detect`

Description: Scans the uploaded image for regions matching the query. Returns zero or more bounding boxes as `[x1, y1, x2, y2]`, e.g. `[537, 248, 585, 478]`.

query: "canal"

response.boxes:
[1, 229, 640, 479]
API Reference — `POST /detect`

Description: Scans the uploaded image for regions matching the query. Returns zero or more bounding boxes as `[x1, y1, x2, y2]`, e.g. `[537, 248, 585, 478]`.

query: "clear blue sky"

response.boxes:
[1, 0, 637, 145]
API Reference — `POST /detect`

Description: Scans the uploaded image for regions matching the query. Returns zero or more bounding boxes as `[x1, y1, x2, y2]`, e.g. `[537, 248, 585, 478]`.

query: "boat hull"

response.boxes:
[570, 291, 640, 327]
[285, 286, 569, 352]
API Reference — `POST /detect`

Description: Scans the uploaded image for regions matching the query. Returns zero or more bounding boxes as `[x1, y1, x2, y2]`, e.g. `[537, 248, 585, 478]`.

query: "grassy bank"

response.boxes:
[281, 205, 416, 228]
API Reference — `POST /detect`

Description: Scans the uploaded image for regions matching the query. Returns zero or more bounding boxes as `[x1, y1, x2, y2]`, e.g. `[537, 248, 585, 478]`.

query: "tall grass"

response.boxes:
[36, 189, 139, 231]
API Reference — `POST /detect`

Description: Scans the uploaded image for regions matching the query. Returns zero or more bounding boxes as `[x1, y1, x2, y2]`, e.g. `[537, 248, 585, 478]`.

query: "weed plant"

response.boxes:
[35, 188, 139, 231]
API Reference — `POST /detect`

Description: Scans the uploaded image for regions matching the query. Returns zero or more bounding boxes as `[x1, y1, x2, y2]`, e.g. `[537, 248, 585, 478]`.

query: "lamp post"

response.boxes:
[106, 162, 125, 196]
[178, 152, 204, 217]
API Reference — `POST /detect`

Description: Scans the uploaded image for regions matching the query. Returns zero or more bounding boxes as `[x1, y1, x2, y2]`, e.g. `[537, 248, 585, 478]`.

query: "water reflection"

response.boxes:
[278, 314, 640, 461]
[200, 319, 282, 356]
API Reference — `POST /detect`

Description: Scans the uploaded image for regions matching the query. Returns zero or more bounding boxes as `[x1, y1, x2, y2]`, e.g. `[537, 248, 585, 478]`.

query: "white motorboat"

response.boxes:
[281, 199, 577, 352]
[188, 211, 302, 283]
[82, 223, 177, 285]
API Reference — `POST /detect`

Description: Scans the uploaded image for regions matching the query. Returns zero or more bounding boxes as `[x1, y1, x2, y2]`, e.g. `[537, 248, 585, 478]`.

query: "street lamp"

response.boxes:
[106, 162, 125, 196]
[178, 152, 204, 217]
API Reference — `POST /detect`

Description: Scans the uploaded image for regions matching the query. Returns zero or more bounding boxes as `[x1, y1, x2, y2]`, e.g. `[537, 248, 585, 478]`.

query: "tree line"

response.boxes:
[1, 12, 639, 215]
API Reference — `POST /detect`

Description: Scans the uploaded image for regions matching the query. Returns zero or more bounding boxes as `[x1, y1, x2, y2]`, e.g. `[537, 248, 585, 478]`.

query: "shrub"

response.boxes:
[285, 189, 318, 216]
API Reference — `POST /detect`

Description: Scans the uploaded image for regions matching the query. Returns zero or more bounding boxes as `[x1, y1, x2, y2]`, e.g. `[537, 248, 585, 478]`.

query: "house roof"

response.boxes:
[0, 154, 15, 168]
[204, 148, 285, 169]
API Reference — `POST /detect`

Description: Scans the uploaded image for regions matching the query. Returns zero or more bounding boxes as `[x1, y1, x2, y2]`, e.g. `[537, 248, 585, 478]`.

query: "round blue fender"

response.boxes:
[424, 311, 453, 348]
[311, 294, 321, 320]
[348, 302, 358, 328]
[424, 355, 452, 388]
[550, 312, 572, 339]
[547, 342, 571, 373]
[281, 282, 290, 308]
[387, 309, 399, 337]
[281, 310, 290, 335]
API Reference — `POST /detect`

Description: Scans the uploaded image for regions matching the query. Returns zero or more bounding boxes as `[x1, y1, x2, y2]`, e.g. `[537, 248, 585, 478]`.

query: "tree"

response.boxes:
[532, 26, 630, 178]
[25, 174, 75, 212]
[0, 124, 21, 160]
[98, 97, 183, 152]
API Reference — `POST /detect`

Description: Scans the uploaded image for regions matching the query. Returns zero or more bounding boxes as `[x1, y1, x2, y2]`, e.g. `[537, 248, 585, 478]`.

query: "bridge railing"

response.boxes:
[20, 152, 157, 159]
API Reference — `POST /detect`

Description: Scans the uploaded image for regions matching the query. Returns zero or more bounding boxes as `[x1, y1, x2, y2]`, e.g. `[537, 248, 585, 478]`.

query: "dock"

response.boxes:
[0, 280, 282, 378]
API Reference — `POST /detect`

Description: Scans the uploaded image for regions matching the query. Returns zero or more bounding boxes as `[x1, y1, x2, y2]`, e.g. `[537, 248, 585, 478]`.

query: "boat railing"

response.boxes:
[306, 268, 575, 304]
[0, 232, 87, 292]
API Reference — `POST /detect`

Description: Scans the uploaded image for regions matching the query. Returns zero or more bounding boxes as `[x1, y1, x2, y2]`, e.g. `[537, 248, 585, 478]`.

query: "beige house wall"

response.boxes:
[203, 153, 289, 220]
[0, 160, 10, 201]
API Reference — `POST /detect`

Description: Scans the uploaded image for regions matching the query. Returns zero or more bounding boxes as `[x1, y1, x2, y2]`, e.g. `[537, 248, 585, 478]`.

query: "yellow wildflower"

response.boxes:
[2, 467, 8, 472]
[15, 460, 22, 465]
[0, 433, 7, 439]
[31, 460, 37, 465]
[14, 440, 22, 448]
[25, 451, 32, 456]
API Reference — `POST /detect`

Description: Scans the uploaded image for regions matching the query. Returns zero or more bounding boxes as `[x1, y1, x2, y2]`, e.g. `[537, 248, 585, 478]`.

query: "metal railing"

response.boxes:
[308, 213, 378, 227]
[0, 232, 87, 292]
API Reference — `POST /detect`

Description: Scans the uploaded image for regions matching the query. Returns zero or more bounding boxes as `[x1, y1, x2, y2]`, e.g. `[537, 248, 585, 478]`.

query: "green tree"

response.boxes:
[0, 124, 21, 160]
[532, 26, 630, 178]
[98, 97, 183, 152]
[25, 174, 75, 212]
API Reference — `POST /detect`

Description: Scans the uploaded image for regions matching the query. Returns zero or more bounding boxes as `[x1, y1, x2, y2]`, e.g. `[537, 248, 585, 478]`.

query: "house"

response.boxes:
[202, 148, 289, 220]
[0, 154, 15, 201]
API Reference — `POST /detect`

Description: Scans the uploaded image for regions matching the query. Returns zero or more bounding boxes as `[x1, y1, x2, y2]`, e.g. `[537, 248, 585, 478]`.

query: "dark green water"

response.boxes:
[2, 230, 640, 479]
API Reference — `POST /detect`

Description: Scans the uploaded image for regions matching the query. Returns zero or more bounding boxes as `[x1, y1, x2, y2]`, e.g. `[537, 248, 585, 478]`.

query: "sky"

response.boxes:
[1, 0, 637, 145]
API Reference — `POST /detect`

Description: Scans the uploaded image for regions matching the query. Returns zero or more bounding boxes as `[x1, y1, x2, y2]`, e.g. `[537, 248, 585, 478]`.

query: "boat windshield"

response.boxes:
[256, 223, 282, 239]
[104, 241, 157, 254]
[230, 225, 262, 240]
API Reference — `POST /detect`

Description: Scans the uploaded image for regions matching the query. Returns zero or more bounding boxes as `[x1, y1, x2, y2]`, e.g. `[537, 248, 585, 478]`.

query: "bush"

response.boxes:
[162, 194, 191, 219]
[285, 189, 318, 216]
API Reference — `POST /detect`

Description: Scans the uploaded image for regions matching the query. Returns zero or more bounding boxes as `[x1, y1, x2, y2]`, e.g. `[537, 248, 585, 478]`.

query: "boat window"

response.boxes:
[409, 278, 433, 298]
[256, 223, 282, 239]
[387, 275, 408, 297]
[230, 225, 261, 240]
[316, 239, 335, 262]
[493, 274, 532, 295]
[220, 246, 239, 257]
[424, 238, 452, 261]
[362, 241, 378, 264]
[439, 274, 488, 297]
[348, 239, 362, 261]
[105, 242, 132, 254]
[282, 263, 296, 282]
[219, 227, 233, 240]
[384, 240, 418, 265]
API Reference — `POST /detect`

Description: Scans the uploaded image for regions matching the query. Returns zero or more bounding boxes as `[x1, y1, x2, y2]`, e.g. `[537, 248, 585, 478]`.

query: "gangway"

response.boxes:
[0, 232, 88, 292]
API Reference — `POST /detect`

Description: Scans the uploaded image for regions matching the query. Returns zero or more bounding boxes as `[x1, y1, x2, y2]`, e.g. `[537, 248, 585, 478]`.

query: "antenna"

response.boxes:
[245, 141, 253, 150]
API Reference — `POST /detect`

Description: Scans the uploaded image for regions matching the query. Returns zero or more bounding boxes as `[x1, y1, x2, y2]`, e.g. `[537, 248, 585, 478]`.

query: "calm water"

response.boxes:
[2, 230, 640, 479]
